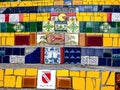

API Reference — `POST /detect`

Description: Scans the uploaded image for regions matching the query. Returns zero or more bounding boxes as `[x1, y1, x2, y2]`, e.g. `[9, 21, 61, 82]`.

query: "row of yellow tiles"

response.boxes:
[0, 0, 120, 8]
[0, 68, 115, 90]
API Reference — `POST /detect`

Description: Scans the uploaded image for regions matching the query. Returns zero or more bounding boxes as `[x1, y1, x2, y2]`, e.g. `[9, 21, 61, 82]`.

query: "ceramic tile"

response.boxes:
[115, 73, 120, 90]
[81, 56, 89, 65]
[67, 21, 79, 33]
[9, 14, 19, 22]
[37, 70, 56, 89]
[0, 14, 5, 22]
[43, 21, 54, 32]
[44, 47, 61, 64]
[17, 56, 25, 64]
[65, 34, 78, 45]
[22, 76, 37, 88]
[56, 77, 72, 89]
[55, 21, 67, 32]
[9, 55, 17, 63]
[112, 13, 120, 22]
[89, 56, 98, 65]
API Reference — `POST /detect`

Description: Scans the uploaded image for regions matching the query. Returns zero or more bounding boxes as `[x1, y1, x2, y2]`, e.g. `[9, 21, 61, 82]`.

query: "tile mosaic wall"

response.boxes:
[0, 68, 119, 90]
[0, 0, 120, 89]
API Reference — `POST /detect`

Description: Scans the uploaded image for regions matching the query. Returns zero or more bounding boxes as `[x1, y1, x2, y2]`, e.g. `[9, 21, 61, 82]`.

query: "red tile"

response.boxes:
[86, 35, 103, 46]
[60, 48, 64, 64]
[15, 35, 30, 45]
[116, 73, 120, 90]
[68, 12, 76, 16]
[22, 76, 37, 88]
[19, 14, 23, 22]
[107, 13, 112, 22]
[40, 47, 44, 64]
[56, 77, 72, 89]
[5, 14, 9, 22]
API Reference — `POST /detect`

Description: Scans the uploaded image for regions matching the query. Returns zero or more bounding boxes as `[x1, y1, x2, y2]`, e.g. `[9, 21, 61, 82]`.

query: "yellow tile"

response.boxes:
[113, 38, 118, 47]
[16, 76, 22, 88]
[80, 71, 86, 77]
[110, 34, 119, 37]
[6, 37, 14, 46]
[30, 14, 37, 21]
[86, 78, 94, 90]
[106, 72, 115, 85]
[119, 38, 120, 47]
[101, 86, 115, 90]
[102, 71, 110, 85]
[103, 34, 110, 37]
[14, 69, 26, 76]
[26, 68, 38, 76]
[103, 38, 112, 46]
[4, 76, 16, 88]
[96, 79, 100, 90]
[1, 37, 6, 46]
[5, 68, 13, 75]
[57, 70, 69, 76]
[0, 69, 4, 80]
[0, 81, 3, 87]
[83, 16, 91, 21]
[87, 71, 100, 78]
[73, 77, 85, 89]
[70, 71, 79, 77]
[11, 2, 20, 7]
[94, 16, 102, 21]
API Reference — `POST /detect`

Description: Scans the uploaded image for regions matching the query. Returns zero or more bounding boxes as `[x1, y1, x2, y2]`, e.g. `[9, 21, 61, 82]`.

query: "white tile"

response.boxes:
[89, 56, 98, 65]
[9, 14, 19, 22]
[17, 56, 25, 64]
[112, 13, 120, 22]
[81, 56, 89, 65]
[37, 70, 56, 89]
[0, 14, 5, 22]
[9, 55, 17, 63]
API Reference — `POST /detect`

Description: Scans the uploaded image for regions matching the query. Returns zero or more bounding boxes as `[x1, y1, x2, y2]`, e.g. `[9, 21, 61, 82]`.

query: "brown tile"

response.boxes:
[22, 76, 37, 88]
[116, 73, 120, 90]
[30, 33, 36, 46]
[78, 33, 86, 46]
[56, 77, 72, 89]
[86, 35, 103, 46]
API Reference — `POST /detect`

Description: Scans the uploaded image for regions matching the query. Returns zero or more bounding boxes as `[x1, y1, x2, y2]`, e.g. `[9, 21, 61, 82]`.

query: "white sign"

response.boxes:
[37, 70, 56, 89]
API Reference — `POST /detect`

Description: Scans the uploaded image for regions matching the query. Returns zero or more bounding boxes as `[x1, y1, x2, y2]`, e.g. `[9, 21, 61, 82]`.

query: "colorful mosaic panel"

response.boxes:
[0, 0, 120, 89]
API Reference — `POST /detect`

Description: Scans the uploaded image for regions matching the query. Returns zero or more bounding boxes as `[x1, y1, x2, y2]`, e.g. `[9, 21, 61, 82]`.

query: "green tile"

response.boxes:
[30, 22, 37, 32]
[86, 28, 92, 33]
[37, 22, 42, 32]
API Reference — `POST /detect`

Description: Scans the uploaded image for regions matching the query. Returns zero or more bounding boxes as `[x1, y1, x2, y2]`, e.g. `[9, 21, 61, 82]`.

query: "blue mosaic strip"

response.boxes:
[1, 5, 120, 14]
[0, 47, 120, 67]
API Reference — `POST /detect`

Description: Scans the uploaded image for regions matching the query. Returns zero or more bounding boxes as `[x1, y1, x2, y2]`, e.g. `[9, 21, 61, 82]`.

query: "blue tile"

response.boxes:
[103, 53, 111, 57]
[112, 49, 120, 54]
[13, 48, 21, 55]
[98, 58, 106, 66]
[5, 48, 12, 55]
[20, 48, 25, 55]
[0, 56, 2, 63]
[112, 59, 120, 67]
[86, 48, 94, 56]
[107, 58, 112, 66]
[25, 47, 40, 64]
[95, 49, 103, 57]
[3, 56, 9, 63]
[81, 48, 86, 56]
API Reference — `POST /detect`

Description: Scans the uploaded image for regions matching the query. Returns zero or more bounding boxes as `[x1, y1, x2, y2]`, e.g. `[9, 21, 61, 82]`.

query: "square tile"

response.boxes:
[22, 76, 37, 88]
[9, 55, 17, 63]
[89, 56, 98, 65]
[44, 47, 61, 64]
[81, 56, 89, 65]
[43, 21, 54, 32]
[0, 14, 5, 22]
[9, 14, 19, 22]
[55, 21, 67, 32]
[56, 77, 72, 89]
[37, 70, 56, 89]
[112, 13, 120, 22]
[67, 21, 79, 33]
[65, 34, 78, 45]
[17, 56, 25, 64]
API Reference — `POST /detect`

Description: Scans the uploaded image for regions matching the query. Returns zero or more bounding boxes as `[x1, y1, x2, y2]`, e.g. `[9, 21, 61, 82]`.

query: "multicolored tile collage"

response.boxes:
[0, 0, 120, 89]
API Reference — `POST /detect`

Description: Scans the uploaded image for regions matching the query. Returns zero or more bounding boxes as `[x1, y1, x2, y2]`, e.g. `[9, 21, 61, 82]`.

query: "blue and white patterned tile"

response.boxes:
[81, 56, 89, 65]
[9, 55, 17, 63]
[17, 56, 25, 64]
[89, 56, 98, 65]
[44, 47, 60, 64]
